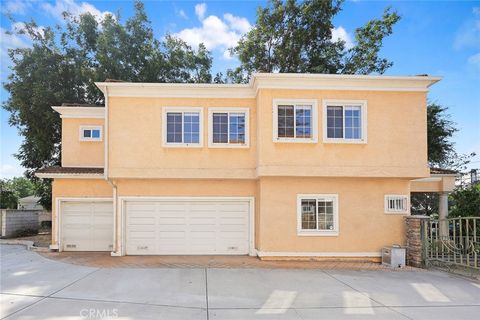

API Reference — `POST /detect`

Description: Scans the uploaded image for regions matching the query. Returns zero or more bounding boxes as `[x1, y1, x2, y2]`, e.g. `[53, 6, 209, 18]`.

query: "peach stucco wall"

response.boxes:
[257, 177, 410, 253]
[256, 89, 429, 178]
[51, 177, 409, 254]
[61, 118, 104, 168]
[107, 97, 257, 179]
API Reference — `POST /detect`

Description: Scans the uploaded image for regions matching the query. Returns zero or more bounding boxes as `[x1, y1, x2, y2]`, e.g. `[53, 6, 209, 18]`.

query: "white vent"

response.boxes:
[384, 195, 408, 213]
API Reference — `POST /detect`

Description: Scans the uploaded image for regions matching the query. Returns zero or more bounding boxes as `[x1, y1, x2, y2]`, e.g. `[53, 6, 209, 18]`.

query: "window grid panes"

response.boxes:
[229, 113, 246, 144]
[301, 198, 335, 231]
[277, 104, 313, 139]
[83, 130, 91, 138]
[183, 112, 200, 144]
[166, 112, 183, 143]
[277, 105, 295, 138]
[327, 105, 363, 140]
[295, 106, 312, 138]
[212, 112, 246, 145]
[81, 128, 101, 140]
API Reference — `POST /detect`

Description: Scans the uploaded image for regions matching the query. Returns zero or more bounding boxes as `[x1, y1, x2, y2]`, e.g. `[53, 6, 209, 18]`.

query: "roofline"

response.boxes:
[35, 172, 105, 179]
[52, 106, 105, 119]
[95, 73, 442, 98]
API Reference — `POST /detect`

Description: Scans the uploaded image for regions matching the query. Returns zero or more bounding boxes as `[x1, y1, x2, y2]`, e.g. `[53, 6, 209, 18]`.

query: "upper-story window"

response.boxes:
[79, 126, 102, 141]
[208, 108, 249, 148]
[323, 100, 367, 143]
[273, 99, 318, 143]
[162, 107, 203, 147]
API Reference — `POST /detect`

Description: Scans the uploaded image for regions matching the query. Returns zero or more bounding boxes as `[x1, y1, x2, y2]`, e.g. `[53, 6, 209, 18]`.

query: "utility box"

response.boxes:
[382, 245, 406, 268]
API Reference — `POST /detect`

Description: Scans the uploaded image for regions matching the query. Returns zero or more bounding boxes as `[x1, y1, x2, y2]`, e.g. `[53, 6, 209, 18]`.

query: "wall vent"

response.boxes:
[66, 244, 77, 248]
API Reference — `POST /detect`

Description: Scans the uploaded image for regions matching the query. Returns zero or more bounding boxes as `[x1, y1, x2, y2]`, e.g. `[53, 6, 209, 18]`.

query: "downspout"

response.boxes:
[103, 86, 121, 256]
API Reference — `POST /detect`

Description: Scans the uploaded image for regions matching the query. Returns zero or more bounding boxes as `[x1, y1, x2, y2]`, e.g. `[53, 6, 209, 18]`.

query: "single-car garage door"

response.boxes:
[61, 201, 113, 251]
[125, 199, 250, 255]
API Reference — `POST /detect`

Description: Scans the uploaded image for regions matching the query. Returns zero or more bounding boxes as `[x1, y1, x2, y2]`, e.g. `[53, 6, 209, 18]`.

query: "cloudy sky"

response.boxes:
[1, 0, 479, 178]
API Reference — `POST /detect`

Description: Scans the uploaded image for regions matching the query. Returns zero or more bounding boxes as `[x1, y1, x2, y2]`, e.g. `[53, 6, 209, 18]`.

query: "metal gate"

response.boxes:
[423, 217, 479, 272]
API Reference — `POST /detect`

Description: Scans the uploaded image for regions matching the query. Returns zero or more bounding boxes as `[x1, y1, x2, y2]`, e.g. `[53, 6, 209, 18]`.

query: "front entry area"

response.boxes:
[61, 200, 113, 251]
[124, 198, 252, 255]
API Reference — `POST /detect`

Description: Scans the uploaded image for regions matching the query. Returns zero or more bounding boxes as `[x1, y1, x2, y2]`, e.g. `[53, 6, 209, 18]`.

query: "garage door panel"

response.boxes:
[61, 201, 113, 252]
[126, 199, 250, 255]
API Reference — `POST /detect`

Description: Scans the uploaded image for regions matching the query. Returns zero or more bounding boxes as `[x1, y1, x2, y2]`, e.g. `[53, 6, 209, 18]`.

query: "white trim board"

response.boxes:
[52, 106, 105, 119]
[256, 251, 382, 257]
[117, 196, 255, 256]
[35, 173, 104, 179]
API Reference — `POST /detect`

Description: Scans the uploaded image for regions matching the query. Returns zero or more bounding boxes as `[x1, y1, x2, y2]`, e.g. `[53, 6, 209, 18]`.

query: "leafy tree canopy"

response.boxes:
[3, 1, 213, 181]
[449, 184, 480, 218]
[0, 177, 36, 209]
[226, 0, 400, 82]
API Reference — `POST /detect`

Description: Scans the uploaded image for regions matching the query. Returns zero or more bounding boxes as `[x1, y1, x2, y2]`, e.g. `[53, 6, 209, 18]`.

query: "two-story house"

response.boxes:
[36, 73, 455, 259]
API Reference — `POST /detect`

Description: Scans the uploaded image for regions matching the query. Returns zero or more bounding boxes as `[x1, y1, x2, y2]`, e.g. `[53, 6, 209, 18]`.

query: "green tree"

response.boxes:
[0, 180, 18, 209]
[3, 1, 213, 206]
[227, 0, 400, 82]
[449, 185, 480, 218]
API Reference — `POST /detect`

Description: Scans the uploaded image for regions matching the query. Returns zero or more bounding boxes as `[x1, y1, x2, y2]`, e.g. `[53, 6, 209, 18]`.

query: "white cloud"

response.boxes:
[177, 9, 188, 20]
[0, 0, 31, 15]
[174, 3, 251, 60]
[41, 0, 112, 22]
[0, 164, 25, 179]
[331, 26, 354, 49]
[195, 3, 207, 20]
[454, 7, 480, 50]
[224, 13, 252, 34]
[468, 52, 480, 67]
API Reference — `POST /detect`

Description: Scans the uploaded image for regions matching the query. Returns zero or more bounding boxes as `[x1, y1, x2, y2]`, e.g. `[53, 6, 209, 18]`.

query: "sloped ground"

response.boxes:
[1, 245, 480, 320]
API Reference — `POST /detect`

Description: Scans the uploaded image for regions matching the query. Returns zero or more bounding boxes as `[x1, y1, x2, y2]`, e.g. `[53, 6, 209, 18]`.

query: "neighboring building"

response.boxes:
[36, 73, 457, 259]
[17, 196, 43, 210]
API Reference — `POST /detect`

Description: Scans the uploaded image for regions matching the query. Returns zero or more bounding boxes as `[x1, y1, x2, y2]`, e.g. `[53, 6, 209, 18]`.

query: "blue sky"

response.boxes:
[1, 0, 479, 178]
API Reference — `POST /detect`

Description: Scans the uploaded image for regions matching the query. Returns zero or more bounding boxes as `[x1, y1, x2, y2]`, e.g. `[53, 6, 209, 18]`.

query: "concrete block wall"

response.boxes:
[0, 210, 40, 238]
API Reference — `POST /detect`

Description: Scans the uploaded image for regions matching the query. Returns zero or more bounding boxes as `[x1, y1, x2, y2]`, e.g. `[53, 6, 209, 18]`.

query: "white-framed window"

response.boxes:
[79, 126, 102, 141]
[297, 194, 339, 236]
[323, 100, 367, 143]
[162, 107, 203, 147]
[273, 99, 318, 143]
[208, 108, 249, 148]
[384, 195, 409, 214]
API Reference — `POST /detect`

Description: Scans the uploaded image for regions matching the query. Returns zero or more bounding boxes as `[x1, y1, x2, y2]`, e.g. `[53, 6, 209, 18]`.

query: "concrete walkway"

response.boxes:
[1, 245, 479, 320]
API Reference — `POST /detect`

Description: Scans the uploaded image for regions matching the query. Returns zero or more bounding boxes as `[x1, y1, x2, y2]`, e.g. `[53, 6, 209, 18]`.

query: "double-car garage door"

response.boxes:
[125, 199, 250, 255]
[61, 198, 250, 255]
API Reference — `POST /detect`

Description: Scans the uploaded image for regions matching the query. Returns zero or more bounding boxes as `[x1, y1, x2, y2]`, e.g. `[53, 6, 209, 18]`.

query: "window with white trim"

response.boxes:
[273, 100, 317, 142]
[208, 108, 249, 147]
[323, 100, 367, 143]
[80, 126, 102, 141]
[297, 194, 339, 236]
[384, 195, 409, 214]
[163, 107, 203, 147]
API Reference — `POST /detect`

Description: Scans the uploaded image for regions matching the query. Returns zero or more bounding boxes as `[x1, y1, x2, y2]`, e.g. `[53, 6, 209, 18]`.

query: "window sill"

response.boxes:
[384, 211, 410, 215]
[323, 138, 367, 144]
[297, 231, 339, 237]
[162, 143, 203, 148]
[208, 143, 250, 149]
[273, 138, 318, 144]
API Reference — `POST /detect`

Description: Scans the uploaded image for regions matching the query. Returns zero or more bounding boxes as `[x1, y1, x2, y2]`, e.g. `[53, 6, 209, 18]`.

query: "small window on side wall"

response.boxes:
[323, 100, 367, 143]
[80, 126, 102, 141]
[384, 195, 409, 214]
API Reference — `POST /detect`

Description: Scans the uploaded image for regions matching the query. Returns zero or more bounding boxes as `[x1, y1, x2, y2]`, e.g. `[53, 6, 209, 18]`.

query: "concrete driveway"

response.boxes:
[1, 245, 479, 320]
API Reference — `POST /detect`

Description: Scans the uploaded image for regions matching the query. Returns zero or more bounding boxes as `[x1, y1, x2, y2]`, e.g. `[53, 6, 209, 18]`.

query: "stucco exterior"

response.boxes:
[41, 73, 444, 258]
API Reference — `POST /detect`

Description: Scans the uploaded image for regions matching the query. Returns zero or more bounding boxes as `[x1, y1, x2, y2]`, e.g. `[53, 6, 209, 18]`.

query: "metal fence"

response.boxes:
[423, 217, 479, 270]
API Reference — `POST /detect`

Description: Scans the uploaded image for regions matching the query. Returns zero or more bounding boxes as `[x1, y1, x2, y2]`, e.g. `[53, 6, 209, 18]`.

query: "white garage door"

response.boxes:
[62, 201, 113, 251]
[125, 199, 250, 255]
